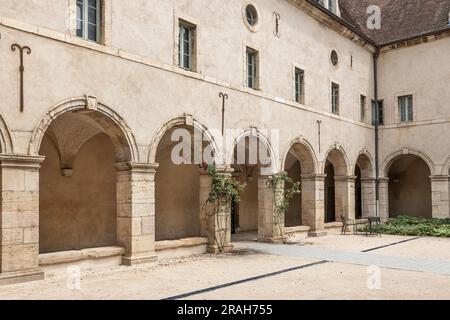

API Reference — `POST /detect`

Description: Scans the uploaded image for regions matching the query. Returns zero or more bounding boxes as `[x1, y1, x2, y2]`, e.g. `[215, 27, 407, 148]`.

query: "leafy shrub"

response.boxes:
[362, 216, 450, 237]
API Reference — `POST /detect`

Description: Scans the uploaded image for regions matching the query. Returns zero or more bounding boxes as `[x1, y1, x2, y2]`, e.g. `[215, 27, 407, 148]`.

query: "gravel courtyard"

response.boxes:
[1, 235, 450, 300]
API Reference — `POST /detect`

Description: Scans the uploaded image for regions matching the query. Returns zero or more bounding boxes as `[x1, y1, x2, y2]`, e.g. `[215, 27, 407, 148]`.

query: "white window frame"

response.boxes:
[246, 47, 259, 90]
[331, 82, 340, 115]
[178, 21, 195, 71]
[360, 94, 367, 122]
[76, 0, 101, 43]
[398, 95, 414, 123]
[372, 99, 384, 126]
[294, 67, 305, 105]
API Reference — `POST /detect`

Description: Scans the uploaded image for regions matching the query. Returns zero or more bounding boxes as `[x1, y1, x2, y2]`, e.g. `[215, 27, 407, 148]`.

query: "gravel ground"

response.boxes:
[1, 235, 449, 300]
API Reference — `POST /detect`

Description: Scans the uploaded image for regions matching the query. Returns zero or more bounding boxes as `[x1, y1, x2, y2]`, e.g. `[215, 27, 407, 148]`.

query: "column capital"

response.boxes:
[0, 154, 45, 169]
[378, 177, 390, 183]
[334, 175, 357, 182]
[361, 177, 377, 182]
[116, 162, 159, 173]
[301, 174, 327, 181]
[430, 175, 450, 182]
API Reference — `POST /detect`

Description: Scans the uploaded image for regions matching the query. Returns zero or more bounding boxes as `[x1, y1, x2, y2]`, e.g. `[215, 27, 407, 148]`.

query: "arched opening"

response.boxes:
[324, 148, 349, 223]
[231, 133, 273, 238]
[387, 154, 432, 218]
[355, 165, 362, 219]
[324, 162, 336, 222]
[155, 125, 214, 241]
[283, 142, 316, 227]
[355, 153, 375, 218]
[39, 111, 132, 254]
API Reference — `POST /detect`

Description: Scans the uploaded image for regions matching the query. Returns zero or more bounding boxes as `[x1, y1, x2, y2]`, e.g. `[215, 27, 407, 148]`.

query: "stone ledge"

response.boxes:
[0, 269, 44, 286]
[284, 226, 311, 234]
[156, 237, 208, 251]
[39, 246, 125, 266]
[325, 222, 344, 229]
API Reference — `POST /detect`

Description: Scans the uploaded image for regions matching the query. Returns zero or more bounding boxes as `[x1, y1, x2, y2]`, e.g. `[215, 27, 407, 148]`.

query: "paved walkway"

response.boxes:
[234, 240, 450, 276]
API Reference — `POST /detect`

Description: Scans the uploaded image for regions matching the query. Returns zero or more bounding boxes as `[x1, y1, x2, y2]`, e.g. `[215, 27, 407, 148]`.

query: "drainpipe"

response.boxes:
[373, 47, 381, 217]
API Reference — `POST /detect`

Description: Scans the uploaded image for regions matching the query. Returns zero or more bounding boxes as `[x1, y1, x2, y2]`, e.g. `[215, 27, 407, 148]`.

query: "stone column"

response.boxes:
[116, 162, 158, 266]
[431, 175, 450, 219]
[0, 155, 44, 285]
[334, 176, 356, 221]
[199, 170, 212, 238]
[257, 175, 283, 243]
[206, 166, 233, 253]
[361, 178, 377, 218]
[378, 178, 390, 222]
[301, 174, 327, 237]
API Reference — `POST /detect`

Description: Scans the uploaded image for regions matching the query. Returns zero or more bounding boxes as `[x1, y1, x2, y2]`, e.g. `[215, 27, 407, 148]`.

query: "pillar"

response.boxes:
[199, 170, 212, 238]
[334, 176, 356, 221]
[205, 166, 233, 253]
[379, 177, 390, 222]
[431, 175, 450, 219]
[116, 162, 158, 266]
[301, 174, 327, 237]
[361, 178, 377, 218]
[257, 175, 283, 242]
[0, 155, 44, 285]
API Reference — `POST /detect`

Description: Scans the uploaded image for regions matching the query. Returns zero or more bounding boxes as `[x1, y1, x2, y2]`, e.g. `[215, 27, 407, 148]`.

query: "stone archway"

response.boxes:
[154, 124, 215, 242]
[386, 154, 432, 218]
[283, 140, 317, 228]
[231, 129, 278, 242]
[31, 97, 155, 267]
[355, 152, 375, 218]
[323, 146, 352, 222]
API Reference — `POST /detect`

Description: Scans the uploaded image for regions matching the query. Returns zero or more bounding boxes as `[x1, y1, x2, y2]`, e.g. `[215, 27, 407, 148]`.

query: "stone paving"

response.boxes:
[233, 239, 450, 276]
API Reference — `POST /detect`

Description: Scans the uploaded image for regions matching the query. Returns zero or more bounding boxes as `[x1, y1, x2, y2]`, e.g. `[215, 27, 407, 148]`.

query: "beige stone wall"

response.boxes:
[39, 133, 117, 253]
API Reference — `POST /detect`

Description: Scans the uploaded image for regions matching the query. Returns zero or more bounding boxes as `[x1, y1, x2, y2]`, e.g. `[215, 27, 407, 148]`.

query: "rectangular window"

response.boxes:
[295, 68, 305, 104]
[331, 82, 339, 114]
[76, 0, 101, 43]
[179, 22, 196, 71]
[247, 48, 259, 89]
[398, 95, 414, 122]
[360, 95, 366, 122]
[372, 100, 384, 125]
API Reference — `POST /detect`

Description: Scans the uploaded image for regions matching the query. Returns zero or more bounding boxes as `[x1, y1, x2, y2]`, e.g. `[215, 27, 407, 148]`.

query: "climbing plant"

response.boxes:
[267, 171, 301, 243]
[202, 163, 246, 253]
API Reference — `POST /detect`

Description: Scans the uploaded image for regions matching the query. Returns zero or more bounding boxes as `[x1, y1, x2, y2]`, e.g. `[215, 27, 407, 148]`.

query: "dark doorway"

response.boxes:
[355, 165, 362, 219]
[325, 162, 336, 223]
[231, 199, 239, 234]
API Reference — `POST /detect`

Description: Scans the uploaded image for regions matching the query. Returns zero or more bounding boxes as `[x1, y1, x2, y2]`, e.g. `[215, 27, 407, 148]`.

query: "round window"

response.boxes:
[246, 5, 258, 26]
[331, 50, 339, 66]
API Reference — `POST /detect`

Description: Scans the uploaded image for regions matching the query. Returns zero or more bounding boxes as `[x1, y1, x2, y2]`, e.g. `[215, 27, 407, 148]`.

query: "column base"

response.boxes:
[207, 245, 234, 254]
[0, 269, 44, 286]
[308, 230, 328, 237]
[257, 236, 284, 243]
[122, 254, 157, 266]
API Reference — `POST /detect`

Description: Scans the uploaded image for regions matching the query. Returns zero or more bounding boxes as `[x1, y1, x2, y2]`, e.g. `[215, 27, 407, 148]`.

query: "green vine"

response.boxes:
[267, 172, 301, 243]
[202, 163, 246, 253]
[267, 172, 301, 214]
[205, 164, 246, 205]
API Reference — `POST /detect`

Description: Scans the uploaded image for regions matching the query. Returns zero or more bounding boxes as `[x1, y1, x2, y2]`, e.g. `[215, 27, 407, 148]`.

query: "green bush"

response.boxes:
[361, 216, 450, 237]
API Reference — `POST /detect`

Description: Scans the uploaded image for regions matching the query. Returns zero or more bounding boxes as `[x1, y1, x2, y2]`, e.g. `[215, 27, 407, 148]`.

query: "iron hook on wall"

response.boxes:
[219, 92, 229, 136]
[11, 43, 31, 113]
[273, 11, 281, 38]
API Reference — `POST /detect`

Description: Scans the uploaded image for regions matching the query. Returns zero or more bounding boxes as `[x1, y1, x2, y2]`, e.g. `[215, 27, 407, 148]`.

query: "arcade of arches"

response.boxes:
[0, 110, 449, 285]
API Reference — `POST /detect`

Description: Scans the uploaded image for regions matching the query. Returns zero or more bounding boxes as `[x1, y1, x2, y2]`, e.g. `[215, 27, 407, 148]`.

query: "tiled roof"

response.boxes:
[339, 0, 450, 45]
